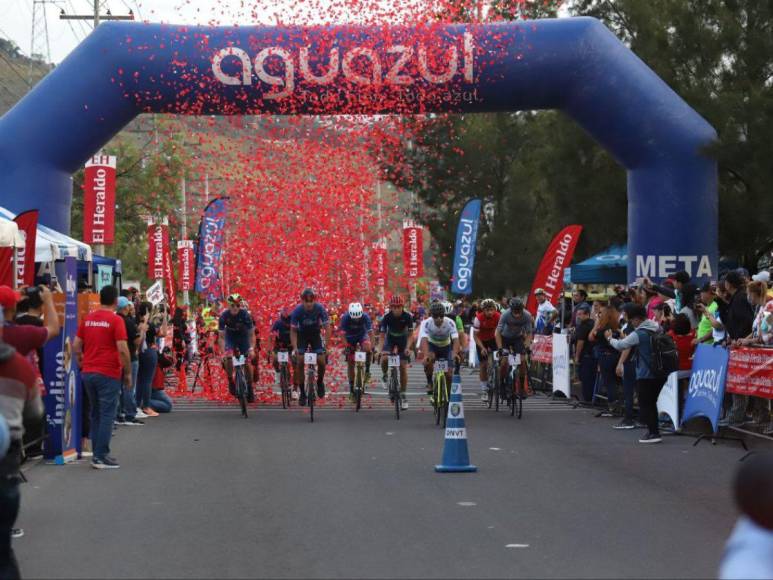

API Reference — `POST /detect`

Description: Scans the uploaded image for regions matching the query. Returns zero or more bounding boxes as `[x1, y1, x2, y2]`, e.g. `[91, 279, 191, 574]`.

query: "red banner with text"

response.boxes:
[147, 220, 176, 312]
[177, 240, 195, 292]
[372, 244, 388, 292]
[13, 210, 38, 287]
[726, 347, 773, 400]
[526, 225, 583, 316]
[531, 334, 553, 364]
[402, 221, 423, 279]
[83, 155, 117, 245]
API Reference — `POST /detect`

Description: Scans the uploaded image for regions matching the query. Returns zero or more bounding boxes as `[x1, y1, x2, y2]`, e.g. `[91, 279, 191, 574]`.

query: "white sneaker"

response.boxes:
[400, 398, 409, 411]
[134, 410, 149, 419]
[480, 392, 489, 402]
[291, 390, 299, 400]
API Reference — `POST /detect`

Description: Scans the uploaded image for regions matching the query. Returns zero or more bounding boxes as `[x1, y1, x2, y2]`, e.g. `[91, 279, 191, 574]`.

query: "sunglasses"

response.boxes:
[303, 297, 315, 303]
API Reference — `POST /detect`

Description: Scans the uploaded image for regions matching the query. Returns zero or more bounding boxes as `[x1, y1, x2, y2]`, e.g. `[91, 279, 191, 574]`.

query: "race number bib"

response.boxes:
[304, 352, 318, 365]
[508, 353, 521, 367]
[233, 355, 246, 367]
[388, 355, 401, 368]
[277, 351, 289, 363]
[355, 351, 367, 363]
[434, 359, 448, 372]
[493, 350, 500, 362]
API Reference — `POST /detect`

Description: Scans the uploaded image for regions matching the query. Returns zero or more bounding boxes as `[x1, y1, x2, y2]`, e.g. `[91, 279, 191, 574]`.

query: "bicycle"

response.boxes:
[431, 358, 450, 428]
[487, 349, 501, 411]
[501, 349, 523, 419]
[232, 351, 249, 419]
[277, 350, 292, 409]
[386, 347, 401, 420]
[304, 350, 318, 423]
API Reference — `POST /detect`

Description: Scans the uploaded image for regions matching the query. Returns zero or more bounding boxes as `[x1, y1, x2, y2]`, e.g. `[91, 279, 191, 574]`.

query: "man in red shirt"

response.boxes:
[73, 286, 131, 469]
[473, 298, 501, 402]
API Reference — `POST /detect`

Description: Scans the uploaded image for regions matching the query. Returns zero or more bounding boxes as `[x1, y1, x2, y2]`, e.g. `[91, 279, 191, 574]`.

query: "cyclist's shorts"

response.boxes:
[297, 333, 325, 355]
[345, 334, 371, 349]
[225, 338, 251, 356]
[428, 342, 453, 362]
[502, 336, 526, 355]
[273, 342, 292, 353]
[475, 338, 498, 360]
[382, 335, 408, 356]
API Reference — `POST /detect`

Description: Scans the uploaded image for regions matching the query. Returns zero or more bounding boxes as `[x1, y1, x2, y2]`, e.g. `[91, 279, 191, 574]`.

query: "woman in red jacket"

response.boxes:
[668, 313, 696, 371]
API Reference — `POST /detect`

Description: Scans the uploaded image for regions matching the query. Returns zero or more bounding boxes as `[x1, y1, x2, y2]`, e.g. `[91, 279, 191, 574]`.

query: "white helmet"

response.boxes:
[442, 301, 453, 316]
[348, 302, 364, 319]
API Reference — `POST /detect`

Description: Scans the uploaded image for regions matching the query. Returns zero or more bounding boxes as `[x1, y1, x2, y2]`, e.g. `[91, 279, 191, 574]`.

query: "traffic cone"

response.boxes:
[435, 373, 477, 473]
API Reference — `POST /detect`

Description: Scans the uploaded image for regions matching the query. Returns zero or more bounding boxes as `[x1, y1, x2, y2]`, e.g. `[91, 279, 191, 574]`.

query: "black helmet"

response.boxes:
[429, 301, 445, 318]
[300, 288, 316, 300]
[509, 297, 524, 312]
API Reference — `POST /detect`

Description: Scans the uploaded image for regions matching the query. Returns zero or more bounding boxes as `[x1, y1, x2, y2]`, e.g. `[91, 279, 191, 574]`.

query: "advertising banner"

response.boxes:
[146, 280, 164, 306]
[429, 280, 446, 302]
[195, 197, 228, 303]
[726, 347, 773, 400]
[82, 155, 117, 244]
[551, 333, 570, 398]
[162, 226, 177, 313]
[148, 219, 176, 311]
[371, 243, 388, 292]
[178, 240, 195, 292]
[451, 199, 481, 295]
[96, 264, 113, 291]
[13, 210, 38, 287]
[656, 370, 692, 431]
[402, 220, 424, 279]
[682, 344, 729, 432]
[42, 257, 80, 462]
[526, 225, 583, 316]
[531, 334, 553, 364]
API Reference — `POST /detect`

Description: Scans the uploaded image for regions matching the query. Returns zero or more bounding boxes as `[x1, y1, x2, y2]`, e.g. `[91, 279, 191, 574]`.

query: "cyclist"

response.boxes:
[290, 288, 331, 406]
[474, 298, 501, 401]
[420, 300, 460, 396]
[378, 295, 414, 411]
[219, 293, 256, 402]
[495, 297, 534, 399]
[338, 302, 374, 399]
[269, 307, 295, 399]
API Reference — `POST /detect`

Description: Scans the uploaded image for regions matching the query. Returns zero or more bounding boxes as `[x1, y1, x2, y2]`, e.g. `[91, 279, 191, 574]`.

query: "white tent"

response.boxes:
[0, 220, 23, 248]
[0, 206, 92, 262]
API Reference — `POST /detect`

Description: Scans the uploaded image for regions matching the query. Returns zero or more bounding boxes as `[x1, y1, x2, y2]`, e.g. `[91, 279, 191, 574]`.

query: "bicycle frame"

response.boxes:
[304, 351, 317, 422]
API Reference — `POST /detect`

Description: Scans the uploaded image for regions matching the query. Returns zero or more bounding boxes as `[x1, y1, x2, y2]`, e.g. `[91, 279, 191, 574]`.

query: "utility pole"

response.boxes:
[29, 0, 52, 84]
[59, 1, 134, 29]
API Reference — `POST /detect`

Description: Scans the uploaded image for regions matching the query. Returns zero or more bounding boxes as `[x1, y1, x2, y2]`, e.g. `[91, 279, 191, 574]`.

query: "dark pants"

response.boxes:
[578, 355, 597, 403]
[596, 350, 620, 405]
[637, 377, 666, 436]
[82, 373, 122, 461]
[149, 389, 173, 413]
[136, 348, 158, 409]
[622, 359, 637, 421]
[0, 478, 21, 580]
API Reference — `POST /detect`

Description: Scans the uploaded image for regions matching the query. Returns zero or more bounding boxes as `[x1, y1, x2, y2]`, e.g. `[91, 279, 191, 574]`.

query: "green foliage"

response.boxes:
[70, 129, 188, 286]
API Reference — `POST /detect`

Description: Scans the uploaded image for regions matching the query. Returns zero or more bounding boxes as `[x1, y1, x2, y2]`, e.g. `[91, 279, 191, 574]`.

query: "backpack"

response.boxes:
[641, 329, 680, 378]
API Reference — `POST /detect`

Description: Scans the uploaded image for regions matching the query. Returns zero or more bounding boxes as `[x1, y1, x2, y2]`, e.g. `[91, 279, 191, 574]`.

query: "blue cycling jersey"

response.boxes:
[339, 312, 372, 343]
[218, 309, 254, 351]
[290, 303, 330, 336]
[271, 317, 292, 346]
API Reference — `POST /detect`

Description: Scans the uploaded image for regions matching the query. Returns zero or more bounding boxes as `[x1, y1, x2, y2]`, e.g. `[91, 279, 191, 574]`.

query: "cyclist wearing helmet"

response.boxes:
[474, 298, 501, 401]
[219, 293, 256, 402]
[495, 297, 534, 398]
[269, 307, 295, 397]
[378, 295, 414, 410]
[290, 288, 331, 405]
[338, 302, 374, 398]
[419, 300, 460, 393]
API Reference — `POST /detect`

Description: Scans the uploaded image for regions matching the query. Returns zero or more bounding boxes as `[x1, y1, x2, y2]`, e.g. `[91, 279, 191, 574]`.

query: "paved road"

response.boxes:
[15, 382, 755, 579]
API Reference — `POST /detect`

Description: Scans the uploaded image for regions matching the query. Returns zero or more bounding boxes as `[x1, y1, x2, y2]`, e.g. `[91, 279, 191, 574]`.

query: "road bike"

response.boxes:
[386, 348, 401, 420]
[277, 350, 292, 409]
[432, 358, 450, 428]
[487, 349, 502, 411]
[347, 344, 367, 412]
[232, 351, 249, 419]
[304, 350, 318, 423]
[500, 349, 523, 419]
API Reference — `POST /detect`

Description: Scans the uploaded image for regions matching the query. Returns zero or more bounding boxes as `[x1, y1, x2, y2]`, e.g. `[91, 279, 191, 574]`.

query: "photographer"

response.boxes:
[0, 285, 60, 357]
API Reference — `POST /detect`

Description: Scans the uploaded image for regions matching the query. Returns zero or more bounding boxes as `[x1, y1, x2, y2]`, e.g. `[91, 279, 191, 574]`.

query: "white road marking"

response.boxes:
[457, 501, 477, 507]
[489, 447, 501, 451]
[506, 544, 530, 549]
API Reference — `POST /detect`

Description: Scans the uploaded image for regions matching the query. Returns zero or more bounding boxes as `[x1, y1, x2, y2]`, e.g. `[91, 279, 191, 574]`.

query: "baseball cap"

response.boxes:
[752, 271, 770, 284]
[117, 296, 131, 310]
[0, 286, 20, 310]
[575, 304, 591, 314]
[534, 288, 546, 295]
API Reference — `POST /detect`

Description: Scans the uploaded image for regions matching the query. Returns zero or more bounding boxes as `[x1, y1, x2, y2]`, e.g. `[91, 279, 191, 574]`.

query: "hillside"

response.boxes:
[0, 37, 53, 116]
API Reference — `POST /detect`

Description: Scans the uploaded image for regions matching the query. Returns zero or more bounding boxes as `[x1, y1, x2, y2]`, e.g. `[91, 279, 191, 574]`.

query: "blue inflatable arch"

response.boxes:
[0, 17, 717, 282]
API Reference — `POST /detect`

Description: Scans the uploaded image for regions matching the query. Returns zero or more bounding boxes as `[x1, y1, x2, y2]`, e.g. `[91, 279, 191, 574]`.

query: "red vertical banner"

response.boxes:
[13, 210, 38, 287]
[402, 220, 424, 279]
[372, 242, 388, 292]
[177, 240, 195, 292]
[147, 219, 176, 312]
[162, 225, 177, 313]
[82, 155, 117, 244]
[525, 225, 583, 315]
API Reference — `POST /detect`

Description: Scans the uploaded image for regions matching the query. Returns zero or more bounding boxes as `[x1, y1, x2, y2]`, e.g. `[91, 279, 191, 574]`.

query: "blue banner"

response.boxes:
[194, 197, 228, 303]
[682, 344, 729, 433]
[451, 199, 481, 295]
[43, 256, 80, 462]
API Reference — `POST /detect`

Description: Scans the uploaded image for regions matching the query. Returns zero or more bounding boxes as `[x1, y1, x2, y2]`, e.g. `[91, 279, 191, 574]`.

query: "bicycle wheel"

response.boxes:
[391, 371, 400, 420]
[236, 368, 248, 418]
[515, 371, 523, 419]
[280, 365, 290, 409]
[509, 374, 517, 417]
[494, 368, 501, 412]
[354, 365, 362, 412]
[442, 380, 449, 429]
[307, 369, 315, 423]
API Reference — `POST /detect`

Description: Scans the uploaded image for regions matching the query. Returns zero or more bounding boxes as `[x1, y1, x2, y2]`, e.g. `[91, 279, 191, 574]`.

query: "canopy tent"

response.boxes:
[0, 206, 92, 262]
[570, 245, 628, 285]
[78, 254, 122, 276]
[0, 221, 23, 248]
